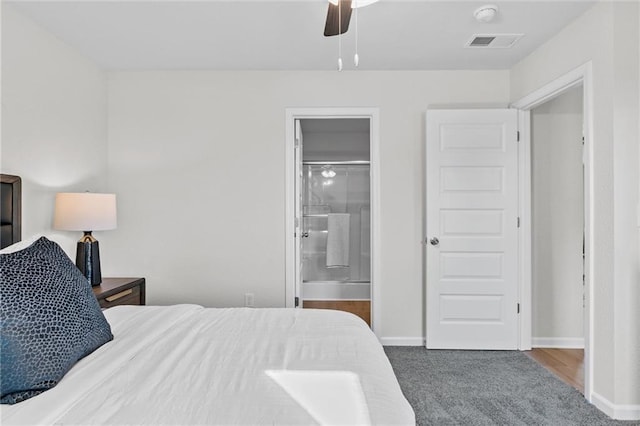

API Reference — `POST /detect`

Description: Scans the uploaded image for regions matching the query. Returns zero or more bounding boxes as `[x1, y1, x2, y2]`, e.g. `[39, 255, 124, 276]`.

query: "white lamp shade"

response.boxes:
[54, 193, 117, 231]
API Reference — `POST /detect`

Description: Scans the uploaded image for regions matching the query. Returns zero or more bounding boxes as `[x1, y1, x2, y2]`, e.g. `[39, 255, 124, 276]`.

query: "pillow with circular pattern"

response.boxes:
[0, 236, 113, 404]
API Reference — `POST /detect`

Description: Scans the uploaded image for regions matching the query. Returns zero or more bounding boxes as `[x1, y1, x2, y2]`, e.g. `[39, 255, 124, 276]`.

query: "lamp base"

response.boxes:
[76, 232, 102, 286]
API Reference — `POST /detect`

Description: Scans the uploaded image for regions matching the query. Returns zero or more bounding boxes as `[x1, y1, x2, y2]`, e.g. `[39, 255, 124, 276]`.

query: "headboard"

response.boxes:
[1, 174, 22, 249]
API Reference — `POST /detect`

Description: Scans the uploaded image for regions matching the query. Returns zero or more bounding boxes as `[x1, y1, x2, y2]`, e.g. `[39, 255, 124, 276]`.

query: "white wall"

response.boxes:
[105, 70, 510, 340]
[511, 0, 640, 414]
[1, 4, 108, 257]
[611, 1, 640, 412]
[531, 86, 584, 345]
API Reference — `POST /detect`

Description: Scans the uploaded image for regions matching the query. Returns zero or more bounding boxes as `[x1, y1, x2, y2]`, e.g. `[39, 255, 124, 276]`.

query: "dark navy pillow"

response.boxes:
[0, 237, 113, 404]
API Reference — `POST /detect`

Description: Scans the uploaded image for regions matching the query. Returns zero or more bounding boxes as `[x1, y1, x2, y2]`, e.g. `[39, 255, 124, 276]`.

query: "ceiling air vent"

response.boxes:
[469, 36, 495, 47]
[465, 34, 523, 48]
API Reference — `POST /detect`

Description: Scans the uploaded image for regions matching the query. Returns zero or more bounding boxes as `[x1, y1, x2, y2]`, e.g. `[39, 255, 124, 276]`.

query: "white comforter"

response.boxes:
[2, 305, 415, 425]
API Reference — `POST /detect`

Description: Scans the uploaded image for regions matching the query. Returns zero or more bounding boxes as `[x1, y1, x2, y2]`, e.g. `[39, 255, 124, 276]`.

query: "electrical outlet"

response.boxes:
[244, 293, 254, 308]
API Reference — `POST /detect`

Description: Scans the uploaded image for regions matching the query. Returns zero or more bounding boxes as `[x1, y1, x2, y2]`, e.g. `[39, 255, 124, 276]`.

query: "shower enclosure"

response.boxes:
[298, 118, 371, 304]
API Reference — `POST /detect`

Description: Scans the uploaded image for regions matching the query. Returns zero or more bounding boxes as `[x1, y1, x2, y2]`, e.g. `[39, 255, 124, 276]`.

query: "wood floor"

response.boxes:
[525, 348, 584, 394]
[303, 300, 371, 327]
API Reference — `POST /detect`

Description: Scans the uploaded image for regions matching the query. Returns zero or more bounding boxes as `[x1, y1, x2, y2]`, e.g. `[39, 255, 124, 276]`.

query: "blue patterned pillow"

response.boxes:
[0, 237, 113, 404]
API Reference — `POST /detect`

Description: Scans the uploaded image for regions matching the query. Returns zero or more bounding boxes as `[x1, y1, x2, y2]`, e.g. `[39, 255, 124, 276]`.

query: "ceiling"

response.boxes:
[7, 0, 596, 70]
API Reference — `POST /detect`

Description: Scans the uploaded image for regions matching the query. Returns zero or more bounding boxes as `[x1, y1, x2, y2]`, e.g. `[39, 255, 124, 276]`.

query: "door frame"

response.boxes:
[511, 62, 594, 401]
[284, 107, 381, 338]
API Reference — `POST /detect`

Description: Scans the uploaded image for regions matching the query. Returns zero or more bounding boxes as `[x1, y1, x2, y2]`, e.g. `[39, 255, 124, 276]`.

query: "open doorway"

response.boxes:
[298, 118, 371, 325]
[527, 85, 585, 393]
[512, 62, 594, 400]
[285, 108, 381, 335]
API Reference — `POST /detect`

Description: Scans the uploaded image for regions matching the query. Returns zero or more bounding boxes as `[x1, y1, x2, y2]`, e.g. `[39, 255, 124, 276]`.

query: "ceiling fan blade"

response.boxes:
[324, 0, 352, 37]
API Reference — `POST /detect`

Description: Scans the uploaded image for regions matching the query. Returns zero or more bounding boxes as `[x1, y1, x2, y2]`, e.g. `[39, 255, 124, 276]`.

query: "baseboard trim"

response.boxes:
[591, 392, 640, 420]
[380, 337, 426, 346]
[532, 337, 584, 349]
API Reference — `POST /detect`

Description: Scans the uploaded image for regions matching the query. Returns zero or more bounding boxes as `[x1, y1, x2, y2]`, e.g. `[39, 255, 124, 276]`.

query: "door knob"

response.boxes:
[302, 232, 310, 238]
[429, 237, 439, 246]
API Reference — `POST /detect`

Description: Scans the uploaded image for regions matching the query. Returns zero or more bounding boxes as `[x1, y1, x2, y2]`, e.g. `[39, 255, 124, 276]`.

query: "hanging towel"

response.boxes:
[326, 213, 350, 268]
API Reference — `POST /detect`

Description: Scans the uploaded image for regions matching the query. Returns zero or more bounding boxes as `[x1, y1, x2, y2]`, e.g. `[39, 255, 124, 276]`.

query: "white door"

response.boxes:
[294, 120, 304, 308]
[426, 109, 519, 349]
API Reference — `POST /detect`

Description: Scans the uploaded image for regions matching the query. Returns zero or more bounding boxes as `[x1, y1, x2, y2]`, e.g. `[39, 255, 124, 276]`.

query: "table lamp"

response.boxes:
[54, 192, 117, 286]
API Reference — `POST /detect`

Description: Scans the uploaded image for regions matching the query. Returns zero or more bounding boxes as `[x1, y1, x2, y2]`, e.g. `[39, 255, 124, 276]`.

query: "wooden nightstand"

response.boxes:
[93, 277, 146, 309]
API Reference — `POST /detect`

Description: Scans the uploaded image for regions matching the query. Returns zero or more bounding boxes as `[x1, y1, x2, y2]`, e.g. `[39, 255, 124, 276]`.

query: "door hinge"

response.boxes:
[517, 217, 520, 228]
[295, 296, 300, 307]
[517, 303, 520, 314]
[517, 131, 520, 142]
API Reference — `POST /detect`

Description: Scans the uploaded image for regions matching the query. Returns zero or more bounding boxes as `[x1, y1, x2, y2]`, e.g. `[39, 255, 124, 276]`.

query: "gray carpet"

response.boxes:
[385, 347, 638, 426]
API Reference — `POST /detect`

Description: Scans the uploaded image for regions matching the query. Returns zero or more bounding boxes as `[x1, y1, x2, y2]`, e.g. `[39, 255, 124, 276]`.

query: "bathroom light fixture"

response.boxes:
[321, 166, 337, 178]
[474, 5, 498, 23]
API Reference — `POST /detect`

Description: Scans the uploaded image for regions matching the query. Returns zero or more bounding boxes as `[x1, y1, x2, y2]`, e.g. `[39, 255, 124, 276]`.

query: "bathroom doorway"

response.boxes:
[285, 108, 381, 334]
[298, 118, 371, 324]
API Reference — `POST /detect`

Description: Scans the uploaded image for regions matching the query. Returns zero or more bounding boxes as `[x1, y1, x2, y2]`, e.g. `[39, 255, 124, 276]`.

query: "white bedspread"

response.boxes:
[1, 305, 415, 425]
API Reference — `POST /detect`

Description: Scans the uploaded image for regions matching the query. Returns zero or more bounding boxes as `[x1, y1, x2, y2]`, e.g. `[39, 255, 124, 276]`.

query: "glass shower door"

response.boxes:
[301, 163, 370, 284]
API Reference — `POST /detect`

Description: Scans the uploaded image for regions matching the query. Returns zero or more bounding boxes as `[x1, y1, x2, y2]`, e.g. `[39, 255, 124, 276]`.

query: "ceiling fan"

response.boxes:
[323, 0, 379, 37]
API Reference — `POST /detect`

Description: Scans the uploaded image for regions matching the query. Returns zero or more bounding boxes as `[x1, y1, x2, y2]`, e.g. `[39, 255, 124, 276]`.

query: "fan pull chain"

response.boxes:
[354, 0, 359, 67]
[338, 0, 343, 71]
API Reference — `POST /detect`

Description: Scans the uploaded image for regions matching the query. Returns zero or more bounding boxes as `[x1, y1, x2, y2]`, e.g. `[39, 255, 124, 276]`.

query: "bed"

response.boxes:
[2, 305, 414, 425]
[0, 174, 415, 425]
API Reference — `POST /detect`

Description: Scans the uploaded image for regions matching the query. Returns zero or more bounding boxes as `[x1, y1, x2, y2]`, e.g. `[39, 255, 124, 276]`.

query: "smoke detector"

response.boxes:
[474, 5, 499, 23]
